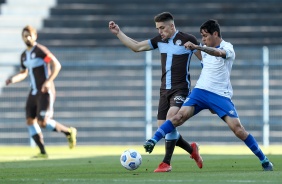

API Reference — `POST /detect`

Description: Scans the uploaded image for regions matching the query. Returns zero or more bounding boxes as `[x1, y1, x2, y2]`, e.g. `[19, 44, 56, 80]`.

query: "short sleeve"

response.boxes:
[222, 43, 235, 59]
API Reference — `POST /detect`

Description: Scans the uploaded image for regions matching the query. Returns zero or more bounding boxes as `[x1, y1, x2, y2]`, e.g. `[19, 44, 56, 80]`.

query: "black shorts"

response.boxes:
[25, 91, 54, 121]
[157, 88, 189, 120]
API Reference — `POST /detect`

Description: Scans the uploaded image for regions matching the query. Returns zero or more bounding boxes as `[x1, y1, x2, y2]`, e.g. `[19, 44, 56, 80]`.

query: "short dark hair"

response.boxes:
[22, 25, 37, 36]
[154, 12, 174, 22]
[200, 19, 221, 38]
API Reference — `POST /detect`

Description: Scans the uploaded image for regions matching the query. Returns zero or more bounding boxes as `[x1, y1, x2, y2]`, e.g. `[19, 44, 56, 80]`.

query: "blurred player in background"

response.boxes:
[109, 12, 203, 172]
[144, 19, 273, 171]
[5, 25, 77, 158]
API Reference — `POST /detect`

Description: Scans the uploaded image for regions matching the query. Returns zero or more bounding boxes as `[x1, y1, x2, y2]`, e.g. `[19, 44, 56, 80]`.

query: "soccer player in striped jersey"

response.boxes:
[109, 12, 203, 172]
[6, 25, 77, 158]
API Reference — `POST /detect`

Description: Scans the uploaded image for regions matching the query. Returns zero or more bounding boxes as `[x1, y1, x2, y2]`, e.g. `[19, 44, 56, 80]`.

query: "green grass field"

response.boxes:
[0, 145, 281, 184]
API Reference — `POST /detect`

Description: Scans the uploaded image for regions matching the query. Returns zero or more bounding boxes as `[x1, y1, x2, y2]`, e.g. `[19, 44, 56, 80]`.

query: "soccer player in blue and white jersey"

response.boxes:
[6, 25, 77, 158]
[144, 19, 273, 171]
[109, 12, 203, 172]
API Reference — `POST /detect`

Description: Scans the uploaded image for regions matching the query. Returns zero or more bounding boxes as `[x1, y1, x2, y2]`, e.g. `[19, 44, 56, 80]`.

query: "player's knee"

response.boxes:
[234, 127, 248, 140]
[172, 112, 185, 126]
[38, 120, 47, 128]
[26, 118, 35, 126]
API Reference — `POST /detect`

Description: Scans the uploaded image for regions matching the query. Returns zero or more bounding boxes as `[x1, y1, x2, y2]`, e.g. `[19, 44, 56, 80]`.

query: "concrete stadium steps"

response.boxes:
[269, 65, 282, 122]
[0, 122, 147, 145]
[36, 0, 282, 47]
[0, 0, 56, 66]
[0, 64, 148, 126]
[1, 47, 282, 145]
[0, 62, 274, 125]
[0, 0, 5, 9]
[1, 119, 281, 145]
[36, 26, 282, 47]
[1, 1, 282, 145]
[55, 0, 282, 7]
[37, 26, 282, 39]
[0, 0, 55, 16]
[0, 16, 44, 29]
[50, 6, 281, 16]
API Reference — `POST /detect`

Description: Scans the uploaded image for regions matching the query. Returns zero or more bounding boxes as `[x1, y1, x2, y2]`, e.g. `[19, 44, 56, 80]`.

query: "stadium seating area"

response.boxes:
[0, 0, 282, 146]
[38, 0, 282, 47]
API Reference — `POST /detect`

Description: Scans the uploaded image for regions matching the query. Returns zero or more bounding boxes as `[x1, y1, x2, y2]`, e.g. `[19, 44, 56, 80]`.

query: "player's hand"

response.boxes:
[5, 78, 12, 86]
[41, 80, 51, 93]
[108, 21, 120, 35]
[184, 41, 197, 50]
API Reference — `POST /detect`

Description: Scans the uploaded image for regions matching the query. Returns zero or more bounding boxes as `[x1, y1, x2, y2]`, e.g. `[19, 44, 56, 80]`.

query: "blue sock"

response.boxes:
[244, 134, 266, 162]
[165, 128, 180, 140]
[28, 124, 42, 136]
[46, 119, 56, 131]
[152, 120, 175, 143]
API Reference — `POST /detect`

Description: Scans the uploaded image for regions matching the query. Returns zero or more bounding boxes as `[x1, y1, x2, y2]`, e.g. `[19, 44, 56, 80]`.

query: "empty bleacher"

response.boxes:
[1, 0, 282, 146]
[38, 0, 282, 47]
[2, 46, 282, 145]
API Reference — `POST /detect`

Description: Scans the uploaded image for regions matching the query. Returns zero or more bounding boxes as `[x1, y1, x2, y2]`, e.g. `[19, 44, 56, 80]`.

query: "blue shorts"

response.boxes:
[183, 88, 238, 118]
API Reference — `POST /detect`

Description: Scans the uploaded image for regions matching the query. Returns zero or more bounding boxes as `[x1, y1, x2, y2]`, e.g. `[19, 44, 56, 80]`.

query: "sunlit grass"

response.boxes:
[0, 145, 281, 184]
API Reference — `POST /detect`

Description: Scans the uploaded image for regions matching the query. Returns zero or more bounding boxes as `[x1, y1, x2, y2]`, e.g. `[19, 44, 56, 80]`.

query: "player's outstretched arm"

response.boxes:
[108, 21, 151, 52]
[185, 41, 226, 58]
[197, 46, 226, 57]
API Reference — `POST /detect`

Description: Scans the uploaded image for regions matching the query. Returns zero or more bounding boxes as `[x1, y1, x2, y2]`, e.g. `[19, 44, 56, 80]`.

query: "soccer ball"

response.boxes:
[120, 149, 142, 170]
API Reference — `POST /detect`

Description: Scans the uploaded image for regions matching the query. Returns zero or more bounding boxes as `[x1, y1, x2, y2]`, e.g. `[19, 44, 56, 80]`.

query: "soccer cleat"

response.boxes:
[67, 127, 77, 149]
[32, 153, 48, 159]
[262, 161, 273, 171]
[143, 139, 156, 153]
[190, 142, 203, 169]
[154, 162, 172, 172]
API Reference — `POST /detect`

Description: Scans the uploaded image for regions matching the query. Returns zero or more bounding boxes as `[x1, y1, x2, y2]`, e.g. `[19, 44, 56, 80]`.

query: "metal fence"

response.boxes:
[0, 46, 281, 146]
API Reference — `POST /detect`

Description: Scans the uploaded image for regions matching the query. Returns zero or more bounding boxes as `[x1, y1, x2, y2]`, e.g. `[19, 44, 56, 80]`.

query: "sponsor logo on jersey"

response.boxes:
[175, 40, 182, 46]
[174, 96, 185, 103]
[31, 52, 36, 59]
[229, 110, 235, 115]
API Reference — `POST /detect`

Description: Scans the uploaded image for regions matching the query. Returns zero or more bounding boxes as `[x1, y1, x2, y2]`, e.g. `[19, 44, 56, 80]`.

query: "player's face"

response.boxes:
[22, 30, 37, 48]
[200, 29, 217, 47]
[156, 21, 174, 41]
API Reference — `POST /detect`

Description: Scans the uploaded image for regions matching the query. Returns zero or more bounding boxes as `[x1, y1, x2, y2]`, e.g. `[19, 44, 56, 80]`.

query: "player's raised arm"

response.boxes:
[108, 21, 151, 52]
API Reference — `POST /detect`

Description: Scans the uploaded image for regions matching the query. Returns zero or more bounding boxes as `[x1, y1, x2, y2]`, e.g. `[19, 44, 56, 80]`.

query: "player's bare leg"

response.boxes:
[39, 119, 77, 149]
[27, 118, 48, 158]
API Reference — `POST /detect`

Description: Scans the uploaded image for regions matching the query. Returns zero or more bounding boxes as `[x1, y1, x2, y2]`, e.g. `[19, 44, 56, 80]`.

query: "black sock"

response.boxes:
[63, 131, 70, 136]
[175, 134, 193, 154]
[32, 134, 47, 154]
[53, 127, 70, 136]
[163, 139, 177, 165]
